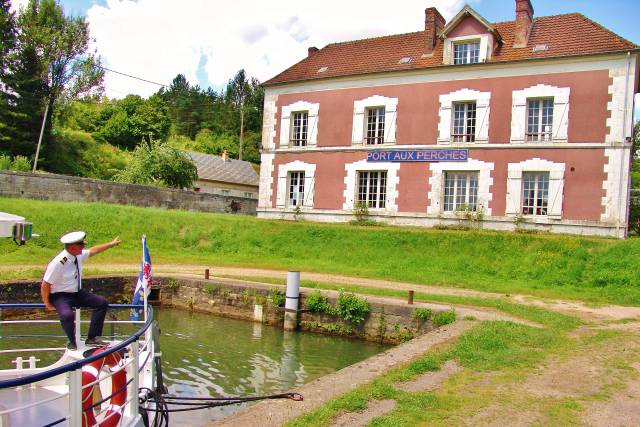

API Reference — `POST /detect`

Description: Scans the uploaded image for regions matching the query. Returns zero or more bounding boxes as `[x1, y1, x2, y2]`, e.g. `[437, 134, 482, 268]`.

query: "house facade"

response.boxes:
[257, 0, 639, 237]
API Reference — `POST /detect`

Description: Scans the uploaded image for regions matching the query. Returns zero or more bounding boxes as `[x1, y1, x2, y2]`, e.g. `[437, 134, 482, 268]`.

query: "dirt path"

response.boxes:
[25, 262, 635, 322]
[6, 263, 640, 321]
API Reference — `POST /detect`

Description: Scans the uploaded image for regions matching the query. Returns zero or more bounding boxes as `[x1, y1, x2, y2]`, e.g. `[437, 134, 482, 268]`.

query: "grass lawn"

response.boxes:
[2, 197, 640, 306]
[285, 315, 639, 426]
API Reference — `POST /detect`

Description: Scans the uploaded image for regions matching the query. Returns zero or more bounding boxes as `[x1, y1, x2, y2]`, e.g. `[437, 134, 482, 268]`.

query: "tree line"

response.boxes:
[0, 0, 263, 188]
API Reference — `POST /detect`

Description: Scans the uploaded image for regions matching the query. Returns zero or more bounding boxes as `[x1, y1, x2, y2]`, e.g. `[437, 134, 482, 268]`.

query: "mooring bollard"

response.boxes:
[204, 268, 210, 280]
[408, 290, 414, 305]
[284, 271, 300, 331]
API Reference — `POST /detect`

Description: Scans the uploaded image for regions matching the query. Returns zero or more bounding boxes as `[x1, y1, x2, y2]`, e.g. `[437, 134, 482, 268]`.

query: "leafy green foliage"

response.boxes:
[0, 154, 31, 171]
[432, 309, 456, 327]
[114, 140, 197, 188]
[268, 289, 285, 307]
[47, 128, 128, 179]
[305, 291, 335, 314]
[412, 308, 433, 322]
[628, 122, 640, 233]
[336, 292, 370, 325]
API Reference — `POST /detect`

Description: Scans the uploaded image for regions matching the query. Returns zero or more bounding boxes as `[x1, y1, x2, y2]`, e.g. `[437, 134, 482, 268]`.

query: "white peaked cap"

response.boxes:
[60, 231, 86, 244]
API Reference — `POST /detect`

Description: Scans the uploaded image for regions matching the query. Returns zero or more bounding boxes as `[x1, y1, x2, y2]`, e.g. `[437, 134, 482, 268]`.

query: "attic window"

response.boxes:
[532, 44, 549, 53]
[317, 66, 328, 73]
[399, 57, 412, 64]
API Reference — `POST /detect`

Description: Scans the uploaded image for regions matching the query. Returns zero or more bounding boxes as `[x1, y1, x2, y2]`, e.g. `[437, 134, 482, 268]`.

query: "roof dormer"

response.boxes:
[439, 5, 502, 65]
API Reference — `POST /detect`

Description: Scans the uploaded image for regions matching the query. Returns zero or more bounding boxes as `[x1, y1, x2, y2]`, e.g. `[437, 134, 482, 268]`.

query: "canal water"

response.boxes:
[1, 308, 390, 425]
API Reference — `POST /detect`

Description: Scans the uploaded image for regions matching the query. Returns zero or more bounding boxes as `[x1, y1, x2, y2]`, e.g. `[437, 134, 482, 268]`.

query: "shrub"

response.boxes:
[336, 292, 370, 325]
[413, 308, 433, 322]
[433, 309, 457, 327]
[305, 291, 334, 314]
[353, 201, 369, 223]
[0, 154, 32, 172]
[268, 289, 286, 307]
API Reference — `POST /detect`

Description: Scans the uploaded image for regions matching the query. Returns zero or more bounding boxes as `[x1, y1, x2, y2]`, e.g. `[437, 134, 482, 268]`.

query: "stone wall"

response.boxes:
[0, 171, 257, 215]
[0, 276, 135, 319]
[157, 277, 444, 344]
[0, 275, 446, 344]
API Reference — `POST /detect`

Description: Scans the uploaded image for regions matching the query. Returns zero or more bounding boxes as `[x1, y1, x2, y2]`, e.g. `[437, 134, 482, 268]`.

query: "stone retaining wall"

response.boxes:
[0, 276, 444, 344]
[158, 277, 443, 344]
[0, 171, 257, 215]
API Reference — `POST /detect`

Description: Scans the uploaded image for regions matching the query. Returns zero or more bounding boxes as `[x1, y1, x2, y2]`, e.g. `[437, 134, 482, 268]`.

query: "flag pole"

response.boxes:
[143, 234, 148, 323]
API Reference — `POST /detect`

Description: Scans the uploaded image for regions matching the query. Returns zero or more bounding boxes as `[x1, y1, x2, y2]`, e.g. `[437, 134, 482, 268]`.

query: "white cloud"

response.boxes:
[85, 0, 466, 98]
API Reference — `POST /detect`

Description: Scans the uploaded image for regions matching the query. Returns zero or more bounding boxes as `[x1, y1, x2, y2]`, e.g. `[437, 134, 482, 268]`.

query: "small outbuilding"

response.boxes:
[186, 151, 259, 199]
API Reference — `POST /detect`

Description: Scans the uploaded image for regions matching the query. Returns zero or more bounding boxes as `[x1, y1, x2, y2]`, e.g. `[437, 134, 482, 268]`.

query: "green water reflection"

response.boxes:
[157, 308, 390, 425]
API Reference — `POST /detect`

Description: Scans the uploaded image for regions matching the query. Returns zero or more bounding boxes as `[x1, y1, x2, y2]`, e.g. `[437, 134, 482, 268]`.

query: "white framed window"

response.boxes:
[288, 171, 305, 207]
[221, 190, 230, 196]
[357, 171, 387, 209]
[276, 160, 316, 208]
[453, 41, 480, 64]
[438, 89, 490, 144]
[428, 158, 493, 215]
[452, 102, 476, 143]
[522, 172, 549, 216]
[511, 84, 570, 143]
[506, 158, 564, 219]
[280, 101, 319, 148]
[365, 107, 385, 145]
[526, 99, 553, 142]
[343, 159, 400, 213]
[290, 112, 308, 146]
[352, 95, 397, 145]
[444, 172, 479, 212]
[443, 35, 491, 65]
[244, 192, 253, 198]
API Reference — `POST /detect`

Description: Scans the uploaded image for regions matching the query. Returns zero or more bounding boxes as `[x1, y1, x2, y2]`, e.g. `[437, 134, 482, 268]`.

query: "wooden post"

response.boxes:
[408, 290, 414, 305]
[205, 268, 210, 280]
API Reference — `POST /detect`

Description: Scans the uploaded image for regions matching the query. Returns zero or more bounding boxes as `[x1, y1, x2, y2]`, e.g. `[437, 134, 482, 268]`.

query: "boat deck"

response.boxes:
[0, 385, 69, 426]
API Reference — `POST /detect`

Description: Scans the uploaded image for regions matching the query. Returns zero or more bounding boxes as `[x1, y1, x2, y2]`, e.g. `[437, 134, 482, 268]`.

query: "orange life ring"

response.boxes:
[81, 347, 127, 427]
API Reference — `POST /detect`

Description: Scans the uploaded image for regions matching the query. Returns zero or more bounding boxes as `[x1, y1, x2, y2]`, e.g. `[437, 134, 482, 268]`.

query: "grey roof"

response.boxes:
[185, 151, 259, 187]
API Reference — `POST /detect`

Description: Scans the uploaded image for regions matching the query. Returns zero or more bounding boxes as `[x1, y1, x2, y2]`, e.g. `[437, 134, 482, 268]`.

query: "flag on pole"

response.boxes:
[130, 235, 152, 321]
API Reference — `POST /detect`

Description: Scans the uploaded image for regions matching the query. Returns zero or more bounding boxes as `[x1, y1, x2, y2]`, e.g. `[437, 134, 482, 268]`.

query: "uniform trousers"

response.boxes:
[49, 290, 108, 344]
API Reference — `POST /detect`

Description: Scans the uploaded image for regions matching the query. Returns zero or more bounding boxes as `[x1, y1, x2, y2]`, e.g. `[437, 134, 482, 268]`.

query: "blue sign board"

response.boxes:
[366, 149, 469, 163]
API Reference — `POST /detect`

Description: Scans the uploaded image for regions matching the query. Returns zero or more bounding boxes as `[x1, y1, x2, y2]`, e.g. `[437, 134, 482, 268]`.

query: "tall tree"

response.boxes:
[226, 69, 251, 160]
[0, 0, 17, 151]
[15, 0, 104, 169]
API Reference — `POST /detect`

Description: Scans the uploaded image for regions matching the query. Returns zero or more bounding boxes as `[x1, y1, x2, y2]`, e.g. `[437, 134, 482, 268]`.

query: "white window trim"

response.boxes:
[280, 101, 319, 148]
[428, 158, 494, 215]
[438, 89, 490, 144]
[443, 34, 490, 65]
[506, 158, 565, 219]
[343, 159, 400, 213]
[276, 161, 316, 208]
[510, 84, 570, 144]
[352, 95, 398, 145]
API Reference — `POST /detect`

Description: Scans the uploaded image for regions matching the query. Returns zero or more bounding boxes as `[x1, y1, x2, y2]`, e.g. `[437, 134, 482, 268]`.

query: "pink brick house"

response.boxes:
[258, 0, 638, 237]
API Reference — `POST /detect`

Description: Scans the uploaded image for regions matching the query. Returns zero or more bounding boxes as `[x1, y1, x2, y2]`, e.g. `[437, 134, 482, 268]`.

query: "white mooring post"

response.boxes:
[283, 271, 300, 331]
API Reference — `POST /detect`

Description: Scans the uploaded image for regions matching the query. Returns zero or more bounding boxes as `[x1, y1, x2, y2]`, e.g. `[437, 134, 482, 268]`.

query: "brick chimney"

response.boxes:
[308, 46, 319, 57]
[424, 7, 445, 54]
[513, 0, 534, 48]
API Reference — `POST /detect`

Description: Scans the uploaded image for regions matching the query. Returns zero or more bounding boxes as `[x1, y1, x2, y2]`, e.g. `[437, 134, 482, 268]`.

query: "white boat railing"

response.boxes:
[0, 303, 156, 427]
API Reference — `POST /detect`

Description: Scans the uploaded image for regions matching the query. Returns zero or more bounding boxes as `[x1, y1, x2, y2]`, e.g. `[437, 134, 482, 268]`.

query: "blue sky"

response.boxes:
[35, 0, 640, 98]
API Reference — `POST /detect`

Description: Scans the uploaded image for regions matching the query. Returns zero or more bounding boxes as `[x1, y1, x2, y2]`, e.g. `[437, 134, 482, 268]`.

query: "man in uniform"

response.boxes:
[41, 231, 121, 350]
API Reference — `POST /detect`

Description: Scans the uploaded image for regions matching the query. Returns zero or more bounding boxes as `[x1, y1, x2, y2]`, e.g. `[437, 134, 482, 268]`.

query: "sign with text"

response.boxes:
[366, 149, 469, 163]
